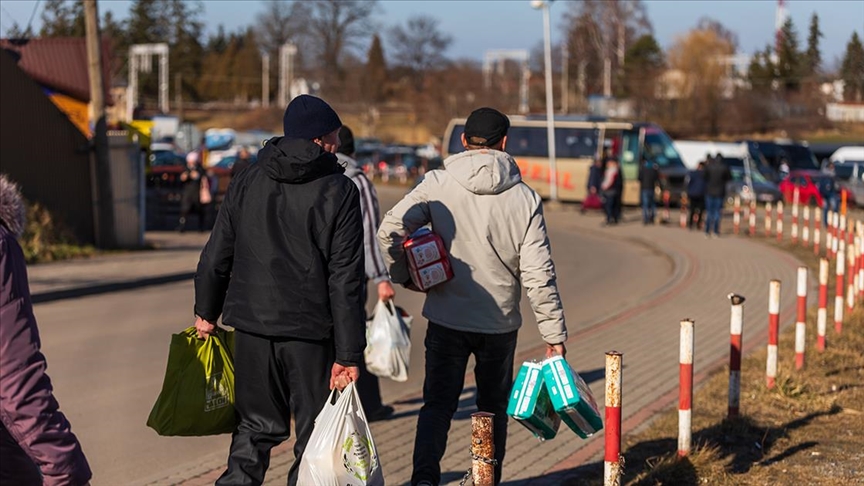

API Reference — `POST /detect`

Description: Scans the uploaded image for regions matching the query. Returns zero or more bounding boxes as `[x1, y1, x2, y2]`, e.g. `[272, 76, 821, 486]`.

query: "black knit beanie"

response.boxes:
[282, 95, 343, 140]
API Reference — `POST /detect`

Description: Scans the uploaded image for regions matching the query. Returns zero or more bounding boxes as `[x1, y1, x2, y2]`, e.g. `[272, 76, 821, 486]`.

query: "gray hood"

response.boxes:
[336, 153, 363, 179]
[444, 149, 522, 195]
[0, 174, 26, 237]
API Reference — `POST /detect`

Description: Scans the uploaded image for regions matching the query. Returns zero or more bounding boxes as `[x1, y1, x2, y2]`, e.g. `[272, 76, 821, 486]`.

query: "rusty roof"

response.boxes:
[0, 37, 112, 104]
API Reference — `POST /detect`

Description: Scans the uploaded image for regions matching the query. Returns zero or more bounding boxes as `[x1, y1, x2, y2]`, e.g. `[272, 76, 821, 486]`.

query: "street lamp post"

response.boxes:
[532, 0, 557, 202]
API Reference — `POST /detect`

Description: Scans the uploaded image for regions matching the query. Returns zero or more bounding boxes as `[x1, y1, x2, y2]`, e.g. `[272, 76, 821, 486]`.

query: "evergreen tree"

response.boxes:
[39, 0, 85, 37]
[776, 18, 803, 91]
[620, 34, 664, 118]
[363, 34, 388, 103]
[5, 21, 30, 38]
[841, 32, 864, 102]
[805, 13, 823, 77]
[207, 25, 229, 54]
[747, 46, 775, 92]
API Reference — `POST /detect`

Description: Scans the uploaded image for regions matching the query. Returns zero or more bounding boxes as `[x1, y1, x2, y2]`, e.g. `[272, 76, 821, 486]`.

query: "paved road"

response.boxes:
[27, 185, 803, 485]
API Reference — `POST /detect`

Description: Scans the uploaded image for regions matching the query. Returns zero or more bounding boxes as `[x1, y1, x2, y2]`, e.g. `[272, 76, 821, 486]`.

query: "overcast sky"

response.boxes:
[1, 0, 861, 68]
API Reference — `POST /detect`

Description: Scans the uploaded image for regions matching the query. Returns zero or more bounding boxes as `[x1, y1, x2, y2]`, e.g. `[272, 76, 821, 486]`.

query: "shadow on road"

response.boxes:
[31, 272, 195, 304]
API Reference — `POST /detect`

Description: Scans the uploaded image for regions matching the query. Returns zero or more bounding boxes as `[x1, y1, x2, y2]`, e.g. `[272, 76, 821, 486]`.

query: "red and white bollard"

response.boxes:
[841, 215, 848, 249]
[836, 248, 845, 334]
[814, 209, 821, 256]
[832, 215, 840, 259]
[802, 205, 810, 247]
[795, 267, 808, 370]
[849, 239, 857, 312]
[858, 229, 864, 301]
[733, 196, 741, 235]
[818, 258, 828, 351]
[749, 200, 757, 236]
[662, 190, 671, 224]
[678, 319, 694, 457]
[765, 202, 773, 238]
[791, 196, 799, 244]
[767, 280, 781, 389]
[776, 201, 784, 241]
[728, 294, 745, 418]
[680, 199, 688, 229]
[604, 351, 623, 486]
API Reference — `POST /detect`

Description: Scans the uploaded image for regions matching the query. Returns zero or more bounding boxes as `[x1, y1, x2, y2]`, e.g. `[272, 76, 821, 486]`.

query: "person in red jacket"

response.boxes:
[0, 174, 92, 486]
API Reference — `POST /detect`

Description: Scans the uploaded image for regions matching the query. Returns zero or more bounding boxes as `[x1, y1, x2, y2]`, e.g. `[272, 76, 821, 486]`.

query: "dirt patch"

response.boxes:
[563, 237, 864, 485]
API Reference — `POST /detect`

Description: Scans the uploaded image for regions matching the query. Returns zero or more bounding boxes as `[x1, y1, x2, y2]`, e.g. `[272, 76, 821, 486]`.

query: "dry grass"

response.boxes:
[564, 233, 864, 486]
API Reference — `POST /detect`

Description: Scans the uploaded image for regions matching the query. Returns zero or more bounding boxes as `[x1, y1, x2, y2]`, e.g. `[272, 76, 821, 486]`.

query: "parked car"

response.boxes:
[722, 157, 783, 204]
[833, 162, 864, 207]
[778, 170, 835, 207]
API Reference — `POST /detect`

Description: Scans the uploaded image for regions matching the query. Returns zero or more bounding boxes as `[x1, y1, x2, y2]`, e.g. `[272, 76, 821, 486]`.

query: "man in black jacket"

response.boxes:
[638, 155, 661, 225]
[194, 95, 366, 486]
[704, 154, 732, 237]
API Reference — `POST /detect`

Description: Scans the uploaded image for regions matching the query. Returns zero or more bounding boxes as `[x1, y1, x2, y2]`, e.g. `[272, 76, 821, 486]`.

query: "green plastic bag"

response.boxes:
[147, 326, 236, 436]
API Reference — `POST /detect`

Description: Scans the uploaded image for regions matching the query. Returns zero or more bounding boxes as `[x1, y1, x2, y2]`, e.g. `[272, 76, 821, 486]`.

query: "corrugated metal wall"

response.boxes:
[0, 50, 95, 244]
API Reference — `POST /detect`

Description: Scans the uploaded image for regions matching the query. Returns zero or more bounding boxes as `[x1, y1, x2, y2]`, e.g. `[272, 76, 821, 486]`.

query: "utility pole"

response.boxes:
[175, 73, 183, 121]
[262, 53, 270, 108]
[561, 43, 569, 114]
[84, 0, 115, 248]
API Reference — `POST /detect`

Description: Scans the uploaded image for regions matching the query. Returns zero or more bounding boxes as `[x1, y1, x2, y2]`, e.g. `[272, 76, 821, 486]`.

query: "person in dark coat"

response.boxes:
[0, 175, 92, 486]
[194, 95, 366, 486]
[600, 158, 622, 225]
[587, 157, 604, 195]
[230, 147, 253, 178]
[638, 156, 660, 225]
[686, 161, 707, 230]
[703, 155, 732, 237]
[177, 151, 207, 233]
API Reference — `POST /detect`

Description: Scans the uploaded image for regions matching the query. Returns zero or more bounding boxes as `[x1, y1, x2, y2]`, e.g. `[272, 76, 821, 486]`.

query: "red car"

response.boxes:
[778, 170, 836, 207]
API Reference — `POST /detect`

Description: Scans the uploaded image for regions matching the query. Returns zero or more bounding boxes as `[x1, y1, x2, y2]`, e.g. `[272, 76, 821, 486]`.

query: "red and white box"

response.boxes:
[404, 228, 453, 291]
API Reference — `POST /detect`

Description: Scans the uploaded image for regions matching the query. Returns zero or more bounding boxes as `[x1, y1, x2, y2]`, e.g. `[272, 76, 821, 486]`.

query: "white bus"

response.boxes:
[442, 116, 689, 205]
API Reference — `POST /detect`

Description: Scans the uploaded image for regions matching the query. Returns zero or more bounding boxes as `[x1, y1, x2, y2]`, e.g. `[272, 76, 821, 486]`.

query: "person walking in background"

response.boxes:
[194, 95, 366, 486]
[378, 107, 567, 486]
[336, 125, 397, 422]
[601, 158, 622, 225]
[0, 175, 92, 486]
[638, 155, 660, 225]
[703, 155, 731, 237]
[819, 162, 840, 225]
[230, 147, 253, 178]
[177, 152, 207, 233]
[587, 156, 603, 196]
[686, 161, 707, 230]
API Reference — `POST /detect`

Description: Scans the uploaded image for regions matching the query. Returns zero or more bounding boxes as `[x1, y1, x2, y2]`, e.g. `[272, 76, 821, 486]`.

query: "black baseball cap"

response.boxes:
[464, 107, 510, 147]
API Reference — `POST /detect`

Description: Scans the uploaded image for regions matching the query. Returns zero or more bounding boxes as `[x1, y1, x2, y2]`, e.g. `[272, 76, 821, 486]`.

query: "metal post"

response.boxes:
[818, 258, 828, 351]
[749, 200, 757, 236]
[795, 267, 808, 370]
[604, 351, 623, 486]
[678, 319, 694, 457]
[765, 202, 772, 237]
[803, 205, 810, 247]
[776, 200, 784, 241]
[728, 294, 745, 418]
[814, 209, 821, 256]
[540, 2, 557, 202]
[767, 280, 781, 389]
[262, 53, 270, 108]
[791, 193, 799, 244]
[159, 49, 169, 113]
[733, 196, 741, 235]
[836, 247, 845, 334]
[471, 412, 495, 486]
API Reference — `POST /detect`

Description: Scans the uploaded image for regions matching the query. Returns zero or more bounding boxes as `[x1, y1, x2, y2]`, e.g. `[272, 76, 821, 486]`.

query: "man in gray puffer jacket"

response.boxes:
[0, 174, 92, 485]
[378, 107, 567, 486]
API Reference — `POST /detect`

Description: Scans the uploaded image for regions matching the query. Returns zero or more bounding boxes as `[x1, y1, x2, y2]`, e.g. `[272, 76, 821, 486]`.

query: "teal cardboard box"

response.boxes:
[542, 355, 603, 439]
[507, 361, 561, 441]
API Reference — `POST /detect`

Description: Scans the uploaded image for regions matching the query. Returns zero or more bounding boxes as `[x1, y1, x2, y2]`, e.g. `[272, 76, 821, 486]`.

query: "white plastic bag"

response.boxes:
[297, 383, 384, 485]
[364, 300, 412, 382]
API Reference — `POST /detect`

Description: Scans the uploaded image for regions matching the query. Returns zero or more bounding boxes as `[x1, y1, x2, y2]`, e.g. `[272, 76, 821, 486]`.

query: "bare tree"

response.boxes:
[388, 15, 452, 92]
[563, 0, 651, 98]
[303, 0, 378, 81]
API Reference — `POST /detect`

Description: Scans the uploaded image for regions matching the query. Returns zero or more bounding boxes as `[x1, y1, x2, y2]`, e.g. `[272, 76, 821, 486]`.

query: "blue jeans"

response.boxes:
[412, 323, 518, 486]
[641, 189, 656, 223]
[705, 196, 724, 234]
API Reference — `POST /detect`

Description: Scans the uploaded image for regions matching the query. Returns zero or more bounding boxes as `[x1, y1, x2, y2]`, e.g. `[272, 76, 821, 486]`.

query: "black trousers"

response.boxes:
[688, 196, 705, 229]
[0, 422, 41, 486]
[411, 323, 518, 486]
[216, 330, 333, 486]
